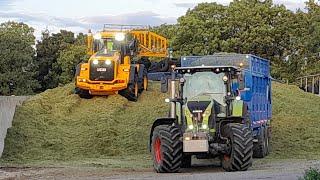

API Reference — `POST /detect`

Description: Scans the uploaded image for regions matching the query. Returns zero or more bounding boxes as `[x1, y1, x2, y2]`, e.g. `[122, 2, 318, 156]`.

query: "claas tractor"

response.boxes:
[75, 24, 168, 101]
[149, 65, 256, 172]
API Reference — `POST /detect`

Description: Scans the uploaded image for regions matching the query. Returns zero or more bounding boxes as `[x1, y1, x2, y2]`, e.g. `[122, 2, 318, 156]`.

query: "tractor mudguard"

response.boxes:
[148, 117, 176, 152]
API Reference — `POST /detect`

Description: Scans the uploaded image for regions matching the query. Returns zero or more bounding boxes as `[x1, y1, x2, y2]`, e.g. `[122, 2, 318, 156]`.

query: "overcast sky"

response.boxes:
[0, 0, 308, 39]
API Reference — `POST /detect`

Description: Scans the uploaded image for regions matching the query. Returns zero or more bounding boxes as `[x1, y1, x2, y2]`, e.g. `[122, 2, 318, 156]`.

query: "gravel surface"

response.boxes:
[1, 159, 319, 180]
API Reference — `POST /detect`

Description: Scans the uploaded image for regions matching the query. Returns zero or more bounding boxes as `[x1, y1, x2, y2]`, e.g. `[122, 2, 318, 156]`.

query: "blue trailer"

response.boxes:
[149, 53, 272, 173]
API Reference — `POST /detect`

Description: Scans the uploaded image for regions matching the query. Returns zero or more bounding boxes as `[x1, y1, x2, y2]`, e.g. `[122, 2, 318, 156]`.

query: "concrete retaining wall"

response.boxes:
[0, 96, 29, 157]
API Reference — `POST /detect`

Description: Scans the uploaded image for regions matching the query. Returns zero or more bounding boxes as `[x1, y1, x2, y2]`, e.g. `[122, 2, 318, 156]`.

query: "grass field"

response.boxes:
[0, 82, 320, 168]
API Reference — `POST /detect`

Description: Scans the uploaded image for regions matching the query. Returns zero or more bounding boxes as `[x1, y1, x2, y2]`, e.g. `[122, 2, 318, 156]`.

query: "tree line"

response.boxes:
[153, 0, 320, 81]
[0, 0, 320, 95]
[0, 22, 88, 95]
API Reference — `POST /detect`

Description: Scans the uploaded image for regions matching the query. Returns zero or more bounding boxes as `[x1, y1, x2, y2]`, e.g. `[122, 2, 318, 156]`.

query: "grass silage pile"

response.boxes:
[271, 83, 320, 159]
[1, 82, 320, 166]
[1, 82, 167, 165]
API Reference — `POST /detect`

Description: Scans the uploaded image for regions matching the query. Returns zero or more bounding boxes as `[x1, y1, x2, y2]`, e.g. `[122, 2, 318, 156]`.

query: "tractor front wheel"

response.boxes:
[221, 123, 253, 171]
[151, 125, 183, 173]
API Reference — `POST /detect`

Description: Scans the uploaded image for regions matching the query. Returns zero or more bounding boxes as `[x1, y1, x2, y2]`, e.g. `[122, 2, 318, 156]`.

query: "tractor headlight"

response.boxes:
[179, 78, 185, 83]
[115, 32, 125, 41]
[188, 125, 194, 130]
[93, 33, 102, 40]
[105, 60, 112, 65]
[93, 59, 99, 65]
[222, 75, 228, 82]
[202, 124, 208, 129]
[164, 98, 170, 103]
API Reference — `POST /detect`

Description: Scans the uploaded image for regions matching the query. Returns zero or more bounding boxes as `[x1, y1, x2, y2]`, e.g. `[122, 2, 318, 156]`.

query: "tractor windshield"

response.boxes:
[183, 72, 226, 104]
[94, 38, 121, 56]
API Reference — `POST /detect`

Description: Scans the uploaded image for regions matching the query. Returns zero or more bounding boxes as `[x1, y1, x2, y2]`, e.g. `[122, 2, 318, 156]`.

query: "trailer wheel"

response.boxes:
[265, 126, 271, 156]
[151, 125, 182, 173]
[253, 126, 267, 158]
[221, 123, 253, 171]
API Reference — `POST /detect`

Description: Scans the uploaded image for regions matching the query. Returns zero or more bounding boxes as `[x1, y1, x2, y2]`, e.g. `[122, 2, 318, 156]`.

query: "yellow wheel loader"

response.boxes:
[75, 24, 168, 101]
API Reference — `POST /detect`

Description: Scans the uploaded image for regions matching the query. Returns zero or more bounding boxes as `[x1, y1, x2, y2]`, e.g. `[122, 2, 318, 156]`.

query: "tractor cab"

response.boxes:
[173, 66, 248, 133]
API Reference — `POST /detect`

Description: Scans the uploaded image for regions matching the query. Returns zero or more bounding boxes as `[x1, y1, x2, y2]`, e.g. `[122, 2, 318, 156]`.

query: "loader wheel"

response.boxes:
[151, 125, 183, 173]
[119, 74, 139, 101]
[221, 123, 253, 172]
[134, 81, 138, 97]
[253, 126, 267, 158]
[76, 88, 93, 99]
[181, 155, 192, 168]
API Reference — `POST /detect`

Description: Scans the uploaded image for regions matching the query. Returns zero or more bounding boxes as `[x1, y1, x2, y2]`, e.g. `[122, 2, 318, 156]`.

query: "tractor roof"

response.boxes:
[175, 66, 239, 74]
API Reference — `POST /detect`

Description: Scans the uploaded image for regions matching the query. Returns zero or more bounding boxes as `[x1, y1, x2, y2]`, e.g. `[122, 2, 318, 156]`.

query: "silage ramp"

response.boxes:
[0, 82, 168, 163]
[271, 82, 320, 158]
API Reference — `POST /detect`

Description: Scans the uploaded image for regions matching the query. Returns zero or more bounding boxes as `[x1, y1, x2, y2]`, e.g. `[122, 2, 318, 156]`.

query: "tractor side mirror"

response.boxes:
[160, 78, 168, 93]
[238, 72, 253, 101]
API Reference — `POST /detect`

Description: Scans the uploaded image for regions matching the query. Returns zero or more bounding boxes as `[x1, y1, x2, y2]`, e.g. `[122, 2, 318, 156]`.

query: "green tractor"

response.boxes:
[149, 65, 255, 172]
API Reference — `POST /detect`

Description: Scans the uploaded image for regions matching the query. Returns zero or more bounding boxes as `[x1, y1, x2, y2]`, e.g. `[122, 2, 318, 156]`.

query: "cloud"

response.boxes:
[0, 0, 16, 10]
[0, 11, 84, 27]
[80, 11, 176, 29]
[274, 0, 306, 11]
[0, 10, 176, 39]
[174, 3, 196, 8]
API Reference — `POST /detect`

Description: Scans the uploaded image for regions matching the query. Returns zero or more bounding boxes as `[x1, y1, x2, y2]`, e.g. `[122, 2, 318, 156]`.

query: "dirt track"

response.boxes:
[1, 159, 319, 180]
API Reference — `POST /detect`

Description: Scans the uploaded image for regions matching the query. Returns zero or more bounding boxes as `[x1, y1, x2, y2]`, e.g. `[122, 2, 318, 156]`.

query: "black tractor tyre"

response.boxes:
[181, 155, 192, 168]
[139, 68, 148, 93]
[265, 126, 271, 156]
[253, 126, 267, 158]
[119, 74, 139, 102]
[151, 125, 183, 173]
[221, 123, 253, 172]
[76, 88, 93, 99]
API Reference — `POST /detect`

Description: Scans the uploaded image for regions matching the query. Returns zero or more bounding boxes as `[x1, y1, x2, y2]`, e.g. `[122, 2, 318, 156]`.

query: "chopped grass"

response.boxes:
[0, 82, 167, 166]
[0, 82, 320, 167]
[271, 83, 320, 159]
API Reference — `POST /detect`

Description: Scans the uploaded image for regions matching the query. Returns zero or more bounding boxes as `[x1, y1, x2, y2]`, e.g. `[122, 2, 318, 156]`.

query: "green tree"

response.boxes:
[35, 30, 75, 91]
[56, 44, 88, 84]
[0, 21, 39, 95]
[157, 0, 319, 81]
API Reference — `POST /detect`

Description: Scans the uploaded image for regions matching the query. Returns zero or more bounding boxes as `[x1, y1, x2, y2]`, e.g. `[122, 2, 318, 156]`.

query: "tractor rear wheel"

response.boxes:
[253, 126, 267, 158]
[221, 123, 253, 171]
[151, 125, 182, 173]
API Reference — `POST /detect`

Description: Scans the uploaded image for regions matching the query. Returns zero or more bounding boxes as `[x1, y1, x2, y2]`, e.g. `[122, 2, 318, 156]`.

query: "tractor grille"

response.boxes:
[89, 60, 115, 81]
[187, 101, 211, 114]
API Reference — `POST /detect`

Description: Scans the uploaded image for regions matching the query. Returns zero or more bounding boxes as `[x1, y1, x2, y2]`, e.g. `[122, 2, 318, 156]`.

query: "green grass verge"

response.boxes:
[0, 82, 320, 168]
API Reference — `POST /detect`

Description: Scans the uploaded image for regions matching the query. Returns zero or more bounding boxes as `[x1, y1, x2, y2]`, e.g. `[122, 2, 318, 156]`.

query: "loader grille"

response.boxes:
[89, 60, 115, 81]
